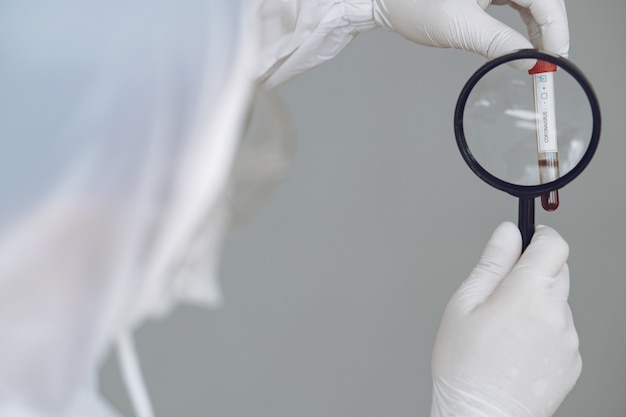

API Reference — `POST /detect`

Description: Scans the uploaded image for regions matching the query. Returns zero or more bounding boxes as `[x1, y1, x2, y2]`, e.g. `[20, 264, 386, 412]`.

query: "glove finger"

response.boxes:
[452, 222, 521, 312]
[534, 266, 580, 351]
[550, 262, 571, 300]
[535, 263, 574, 330]
[510, 224, 569, 285]
[445, 3, 535, 69]
[511, 0, 570, 57]
[515, 6, 543, 49]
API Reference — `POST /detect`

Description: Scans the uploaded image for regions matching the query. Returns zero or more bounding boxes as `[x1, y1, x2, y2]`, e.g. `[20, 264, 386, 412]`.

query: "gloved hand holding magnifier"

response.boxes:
[454, 50, 601, 250]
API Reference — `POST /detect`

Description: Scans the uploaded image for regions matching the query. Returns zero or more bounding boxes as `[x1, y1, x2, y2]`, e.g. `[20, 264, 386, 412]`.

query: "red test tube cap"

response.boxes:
[529, 60, 558, 74]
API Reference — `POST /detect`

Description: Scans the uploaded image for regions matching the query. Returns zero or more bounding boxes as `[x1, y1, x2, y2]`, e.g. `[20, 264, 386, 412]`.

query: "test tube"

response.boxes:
[529, 61, 560, 211]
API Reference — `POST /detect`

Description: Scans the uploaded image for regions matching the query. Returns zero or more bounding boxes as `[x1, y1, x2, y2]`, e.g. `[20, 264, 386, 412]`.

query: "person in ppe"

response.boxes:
[0, 0, 579, 416]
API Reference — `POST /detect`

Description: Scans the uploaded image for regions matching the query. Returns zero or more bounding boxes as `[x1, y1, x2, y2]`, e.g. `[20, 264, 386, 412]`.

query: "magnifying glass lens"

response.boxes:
[455, 51, 600, 249]
[463, 58, 594, 193]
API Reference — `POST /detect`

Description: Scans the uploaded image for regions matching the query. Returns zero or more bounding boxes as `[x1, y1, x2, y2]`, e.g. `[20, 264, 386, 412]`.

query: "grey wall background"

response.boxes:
[101, 1, 626, 415]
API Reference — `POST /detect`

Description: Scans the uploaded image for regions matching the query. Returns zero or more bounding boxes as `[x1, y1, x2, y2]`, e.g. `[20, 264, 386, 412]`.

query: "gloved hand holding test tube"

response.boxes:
[530, 60, 560, 211]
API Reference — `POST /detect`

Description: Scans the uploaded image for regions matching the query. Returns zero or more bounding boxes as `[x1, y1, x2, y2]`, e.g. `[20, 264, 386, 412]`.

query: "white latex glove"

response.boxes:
[431, 222, 581, 417]
[373, 0, 569, 69]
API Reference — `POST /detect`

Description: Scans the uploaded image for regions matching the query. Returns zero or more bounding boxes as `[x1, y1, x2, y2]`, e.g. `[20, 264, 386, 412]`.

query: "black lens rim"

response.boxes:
[454, 49, 601, 198]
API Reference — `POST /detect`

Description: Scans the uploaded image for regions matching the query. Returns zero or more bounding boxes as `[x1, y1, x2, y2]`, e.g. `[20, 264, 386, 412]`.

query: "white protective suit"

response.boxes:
[0, 1, 579, 416]
[0, 2, 376, 415]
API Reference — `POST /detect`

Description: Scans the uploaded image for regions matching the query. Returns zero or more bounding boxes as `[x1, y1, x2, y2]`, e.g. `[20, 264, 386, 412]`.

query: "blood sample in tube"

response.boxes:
[530, 61, 560, 211]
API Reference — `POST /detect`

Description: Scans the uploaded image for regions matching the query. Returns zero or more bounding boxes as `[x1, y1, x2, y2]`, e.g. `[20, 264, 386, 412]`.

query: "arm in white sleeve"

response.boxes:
[257, 0, 570, 87]
[257, 0, 377, 88]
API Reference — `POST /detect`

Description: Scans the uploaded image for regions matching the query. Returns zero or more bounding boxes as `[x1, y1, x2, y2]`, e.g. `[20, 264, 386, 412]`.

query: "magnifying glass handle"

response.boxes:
[518, 197, 535, 251]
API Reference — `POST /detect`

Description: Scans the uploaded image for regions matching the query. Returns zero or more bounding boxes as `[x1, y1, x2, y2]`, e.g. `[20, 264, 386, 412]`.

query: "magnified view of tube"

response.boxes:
[530, 61, 560, 211]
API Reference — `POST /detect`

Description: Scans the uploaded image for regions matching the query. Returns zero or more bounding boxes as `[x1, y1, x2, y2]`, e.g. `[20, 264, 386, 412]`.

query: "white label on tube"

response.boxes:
[532, 72, 558, 153]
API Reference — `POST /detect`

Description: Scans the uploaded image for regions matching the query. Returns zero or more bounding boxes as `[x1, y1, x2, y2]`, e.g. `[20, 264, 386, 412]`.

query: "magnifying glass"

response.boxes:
[454, 50, 601, 250]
